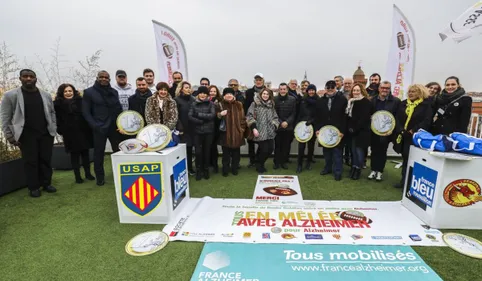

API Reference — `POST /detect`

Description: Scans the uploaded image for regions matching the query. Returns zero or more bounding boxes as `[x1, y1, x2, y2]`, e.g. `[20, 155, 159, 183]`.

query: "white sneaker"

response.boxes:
[368, 171, 376, 180]
[376, 172, 383, 181]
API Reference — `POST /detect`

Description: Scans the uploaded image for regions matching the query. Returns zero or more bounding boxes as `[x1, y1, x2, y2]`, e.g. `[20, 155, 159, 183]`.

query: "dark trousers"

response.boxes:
[186, 146, 194, 172]
[194, 134, 213, 171]
[322, 147, 343, 176]
[210, 139, 219, 168]
[370, 135, 390, 173]
[297, 137, 316, 164]
[351, 141, 366, 169]
[71, 149, 90, 170]
[222, 146, 241, 173]
[19, 132, 54, 191]
[248, 140, 259, 164]
[274, 130, 292, 165]
[93, 125, 119, 180]
[343, 136, 352, 163]
[401, 138, 412, 185]
[257, 139, 274, 170]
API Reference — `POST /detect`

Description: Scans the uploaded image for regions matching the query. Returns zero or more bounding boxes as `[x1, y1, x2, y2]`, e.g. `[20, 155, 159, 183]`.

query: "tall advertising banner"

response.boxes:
[439, 1, 482, 43]
[152, 20, 188, 86]
[385, 5, 416, 100]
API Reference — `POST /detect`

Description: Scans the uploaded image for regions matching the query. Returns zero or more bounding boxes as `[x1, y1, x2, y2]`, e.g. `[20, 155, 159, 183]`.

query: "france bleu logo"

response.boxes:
[120, 163, 163, 216]
[409, 162, 438, 208]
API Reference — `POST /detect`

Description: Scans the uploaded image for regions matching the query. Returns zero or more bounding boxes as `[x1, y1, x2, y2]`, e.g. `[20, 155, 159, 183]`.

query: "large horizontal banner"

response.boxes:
[192, 243, 443, 281]
[253, 175, 303, 205]
[163, 197, 445, 246]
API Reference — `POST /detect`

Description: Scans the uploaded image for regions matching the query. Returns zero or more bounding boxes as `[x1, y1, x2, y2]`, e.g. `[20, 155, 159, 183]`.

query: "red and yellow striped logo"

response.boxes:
[124, 177, 159, 211]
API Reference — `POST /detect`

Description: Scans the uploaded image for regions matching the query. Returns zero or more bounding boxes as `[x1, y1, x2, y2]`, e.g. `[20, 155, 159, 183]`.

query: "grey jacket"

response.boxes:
[0, 87, 57, 142]
[246, 96, 279, 142]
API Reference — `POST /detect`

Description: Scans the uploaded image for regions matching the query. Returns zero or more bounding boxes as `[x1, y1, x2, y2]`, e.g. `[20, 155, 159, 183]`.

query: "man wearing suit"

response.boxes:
[0, 69, 57, 197]
[82, 70, 122, 186]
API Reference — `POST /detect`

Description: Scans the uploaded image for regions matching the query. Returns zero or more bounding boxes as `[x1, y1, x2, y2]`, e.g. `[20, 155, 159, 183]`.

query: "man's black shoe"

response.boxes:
[334, 175, 342, 181]
[97, 180, 105, 186]
[43, 185, 57, 193]
[29, 189, 41, 198]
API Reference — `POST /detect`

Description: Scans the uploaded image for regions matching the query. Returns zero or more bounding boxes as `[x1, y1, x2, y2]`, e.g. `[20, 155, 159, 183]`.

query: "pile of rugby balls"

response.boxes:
[118, 139, 148, 154]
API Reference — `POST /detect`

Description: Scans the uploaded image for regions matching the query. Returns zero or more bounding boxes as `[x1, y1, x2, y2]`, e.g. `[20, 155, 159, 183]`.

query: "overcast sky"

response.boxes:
[1, 0, 481, 91]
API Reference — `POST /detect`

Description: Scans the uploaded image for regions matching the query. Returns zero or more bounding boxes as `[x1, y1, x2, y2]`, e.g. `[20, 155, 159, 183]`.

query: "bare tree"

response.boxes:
[0, 42, 20, 92]
[34, 37, 68, 93]
[72, 50, 102, 90]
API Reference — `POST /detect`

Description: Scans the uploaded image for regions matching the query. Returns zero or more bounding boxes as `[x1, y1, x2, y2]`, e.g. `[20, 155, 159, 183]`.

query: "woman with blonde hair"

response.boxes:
[246, 88, 279, 174]
[394, 84, 432, 188]
[345, 83, 371, 180]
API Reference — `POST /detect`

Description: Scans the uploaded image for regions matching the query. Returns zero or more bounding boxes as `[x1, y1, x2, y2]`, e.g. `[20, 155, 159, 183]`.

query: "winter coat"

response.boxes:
[314, 92, 348, 148]
[175, 93, 196, 146]
[347, 98, 372, 149]
[145, 94, 178, 130]
[246, 96, 279, 142]
[82, 82, 123, 135]
[217, 100, 247, 148]
[297, 94, 319, 125]
[128, 90, 152, 125]
[54, 97, 93, 153]
[274, 94, 297, 131]
[211, 100, 222, 141]
[188, 98, 216, 135]
[431, 88, 472, 135]
[395, 99, 433, 145]
[370, 94, 401, 117]
[244, 86, 264, 114]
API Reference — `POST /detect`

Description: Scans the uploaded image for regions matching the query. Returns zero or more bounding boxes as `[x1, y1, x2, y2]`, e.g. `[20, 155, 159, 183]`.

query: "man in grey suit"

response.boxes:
[0, 69, 57, 197]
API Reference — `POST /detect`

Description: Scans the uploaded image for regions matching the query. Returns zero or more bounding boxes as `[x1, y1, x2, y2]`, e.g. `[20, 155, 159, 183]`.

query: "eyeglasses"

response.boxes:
[229, 84, 238, 87]
[380, 87, 391, 90]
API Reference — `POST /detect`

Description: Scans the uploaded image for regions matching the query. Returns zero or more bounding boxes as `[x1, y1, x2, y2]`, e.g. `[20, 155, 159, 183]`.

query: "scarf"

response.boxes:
[345, 96, 364, 117]
[324, 92, 336, 110]
[404, 98, 424, 130]
[436, 87, 466, 106]
[304, 95, 318, 105]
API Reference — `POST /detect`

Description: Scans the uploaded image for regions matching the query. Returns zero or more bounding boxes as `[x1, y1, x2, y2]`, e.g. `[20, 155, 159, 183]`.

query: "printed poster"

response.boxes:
[253, 175, 303, 205]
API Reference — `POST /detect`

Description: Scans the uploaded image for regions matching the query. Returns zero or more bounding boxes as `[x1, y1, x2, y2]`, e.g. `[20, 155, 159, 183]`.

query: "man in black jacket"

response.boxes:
[245, 73, 265, 167]
[128, 77, 152, 124]
[82, 70, 123, 186]
[273, 83, 296, 169]
[228, 79, 245, 106]
[368, 81, 401, 182]
[169, 71, 183, 98]
[315, 80, 348, 181]
[366, 73, 381, 98]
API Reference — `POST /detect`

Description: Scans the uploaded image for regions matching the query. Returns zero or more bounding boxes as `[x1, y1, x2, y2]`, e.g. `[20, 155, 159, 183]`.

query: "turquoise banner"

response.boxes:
[191, 243, 442, 281]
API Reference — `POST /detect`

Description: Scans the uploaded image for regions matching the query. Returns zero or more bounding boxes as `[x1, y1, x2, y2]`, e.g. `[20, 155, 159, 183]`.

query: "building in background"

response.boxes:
[353, 66, 367, 86]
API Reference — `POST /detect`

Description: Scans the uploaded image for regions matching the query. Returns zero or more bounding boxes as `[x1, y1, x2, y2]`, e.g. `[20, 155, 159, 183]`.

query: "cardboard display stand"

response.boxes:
[111, 144, 190, 224]
[402, 146, 482, 229]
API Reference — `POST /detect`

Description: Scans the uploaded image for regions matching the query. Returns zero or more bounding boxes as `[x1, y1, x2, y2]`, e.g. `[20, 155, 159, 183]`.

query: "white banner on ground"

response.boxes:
[152, 20, 188, 86]
[439, 1, 482, 43]
[163, 197, 445, 246]
[385, 4, 416, 100]
[253, 175, 303, 205]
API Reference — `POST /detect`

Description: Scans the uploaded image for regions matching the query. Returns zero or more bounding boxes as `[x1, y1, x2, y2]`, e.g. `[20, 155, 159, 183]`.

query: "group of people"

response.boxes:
[0, 68, 472, 198]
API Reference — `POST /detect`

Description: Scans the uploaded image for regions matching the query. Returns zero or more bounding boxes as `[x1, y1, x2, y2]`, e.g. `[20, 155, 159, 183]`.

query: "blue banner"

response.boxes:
[191, 243, 442, 281]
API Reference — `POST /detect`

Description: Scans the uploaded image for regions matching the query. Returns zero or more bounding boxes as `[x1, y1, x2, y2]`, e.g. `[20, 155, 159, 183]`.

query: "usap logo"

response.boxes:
[171, 159, 188, 210]
[120, 163, 163, 216]
[409, 162, 438, 208]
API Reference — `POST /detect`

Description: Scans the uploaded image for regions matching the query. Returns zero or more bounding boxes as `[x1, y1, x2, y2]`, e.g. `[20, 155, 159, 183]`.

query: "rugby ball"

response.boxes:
[336, 211, 373, 224]
[119, 139, 148, 154]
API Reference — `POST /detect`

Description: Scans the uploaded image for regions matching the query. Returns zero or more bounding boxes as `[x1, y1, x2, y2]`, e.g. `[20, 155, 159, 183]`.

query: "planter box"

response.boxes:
[0, 158, 27, 196]
[51, 145, 94, 170]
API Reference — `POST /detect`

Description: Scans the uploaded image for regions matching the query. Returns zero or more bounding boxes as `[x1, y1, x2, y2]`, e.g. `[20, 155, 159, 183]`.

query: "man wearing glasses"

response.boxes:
[228, 79, 245, 105]
[193, 77, 210, 97]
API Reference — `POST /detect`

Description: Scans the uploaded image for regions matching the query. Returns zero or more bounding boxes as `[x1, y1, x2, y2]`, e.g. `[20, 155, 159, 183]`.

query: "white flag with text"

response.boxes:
[439, 1, 482, 43]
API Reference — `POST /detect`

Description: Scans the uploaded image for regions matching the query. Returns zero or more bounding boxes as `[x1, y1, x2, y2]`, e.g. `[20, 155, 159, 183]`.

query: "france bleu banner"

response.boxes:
[192, 243, 442, 281]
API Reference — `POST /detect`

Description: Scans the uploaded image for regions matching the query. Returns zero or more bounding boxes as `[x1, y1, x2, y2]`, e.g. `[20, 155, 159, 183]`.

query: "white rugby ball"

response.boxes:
[118, 139, 148, 154]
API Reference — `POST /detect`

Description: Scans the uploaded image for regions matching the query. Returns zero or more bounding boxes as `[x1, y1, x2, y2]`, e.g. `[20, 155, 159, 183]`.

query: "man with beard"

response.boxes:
[83, 70, 123, 186]
[113, 70, 135, 111]
[0, 69, 57, 197]
[245, 73, 265, 167]
[300, 80, 310, 95]
[169, 71, 183, 98]
[228, 78, 245, 106]
[143, 68, 157, 93]
[128, 77, 153, 124]
[334, 75, 344, 93]
[366, 73, 381, 98]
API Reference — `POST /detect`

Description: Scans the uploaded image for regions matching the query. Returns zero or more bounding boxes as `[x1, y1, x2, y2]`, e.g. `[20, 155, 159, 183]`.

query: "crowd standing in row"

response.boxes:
[0, 69, 472, 197]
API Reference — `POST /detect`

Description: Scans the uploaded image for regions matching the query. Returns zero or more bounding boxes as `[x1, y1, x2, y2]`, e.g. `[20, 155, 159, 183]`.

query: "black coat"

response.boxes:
[395, 99, 433, 143]
[244, 87, 264, 114]
[297, 95, 319, 125]
[54, 97, 93, 153]
[315, 93, 348, 134]
[175, 94, 196, 146]
[188, 98, 216, 135]
[128, 90, 152, 124]
[370, 94, 401, 116]
[82, 82, 122, 134]
[347, 98, 372, 149]
[274, 94, 297, 131]
[431, 94, 472, 135]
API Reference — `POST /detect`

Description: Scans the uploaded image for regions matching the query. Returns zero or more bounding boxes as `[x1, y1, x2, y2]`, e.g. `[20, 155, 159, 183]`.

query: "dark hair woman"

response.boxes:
[345, 84, 372, 180]
[431, 76, 472, 136]
[246, 88, 279, 174]
[145, 82, 178, 129]
[188, 86, 216, 180]
[394, 84, 432, 188]
[217, 88, 247, 176]
[208, 85, 222, 173]
[174, 81, 196, 175]
[425, 82, 441, 98]
[296, 84, 319, 173]
[54, 84, 94, 183]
